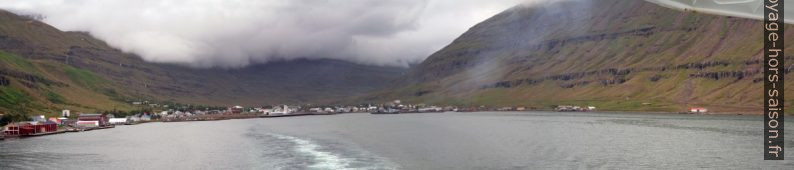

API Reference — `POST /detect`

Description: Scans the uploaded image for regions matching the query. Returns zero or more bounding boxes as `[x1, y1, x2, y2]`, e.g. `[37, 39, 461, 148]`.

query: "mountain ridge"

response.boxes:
[0, 9, 406, 117]
[369, 0, 794, 114]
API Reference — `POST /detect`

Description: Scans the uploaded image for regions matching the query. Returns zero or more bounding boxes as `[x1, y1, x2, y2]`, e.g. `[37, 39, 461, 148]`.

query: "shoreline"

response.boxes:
[0, 110, 764, 141]
[161, 112, 340, 122]
[552, 110, 754, 116]
[1, 125, 116, 140]
[489, 109, 763, 116]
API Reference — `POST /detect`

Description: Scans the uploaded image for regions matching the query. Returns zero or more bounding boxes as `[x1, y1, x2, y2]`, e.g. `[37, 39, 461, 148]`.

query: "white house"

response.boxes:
[109, 118, 131, 125]
[76, 121, 99, 127]
[62, 110, 71, 117]
[690, 107, 708, 113]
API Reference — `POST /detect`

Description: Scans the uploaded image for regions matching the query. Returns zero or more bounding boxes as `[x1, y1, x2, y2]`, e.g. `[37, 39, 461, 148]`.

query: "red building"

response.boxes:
[78, 113, 109, 126]
[4, 122, 58, 136]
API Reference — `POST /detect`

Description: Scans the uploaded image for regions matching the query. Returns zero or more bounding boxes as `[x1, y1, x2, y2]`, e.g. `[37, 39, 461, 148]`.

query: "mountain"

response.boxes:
[371, 0, 794, 113]
[0, 10, 405, 118]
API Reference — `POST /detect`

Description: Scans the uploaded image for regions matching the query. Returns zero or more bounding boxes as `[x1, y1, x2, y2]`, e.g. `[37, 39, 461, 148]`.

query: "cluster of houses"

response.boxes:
[131, 101, 171, 109]
[366, 100, 590, 114]
[138, 100, 612, 119]
[369, 100, 452, 114]
[8, 101, 687, 139]
[2, 110, 159, 139]
[305, 106, 373, 114]
[251, 105, 300, 115]
[135, 99, 712, 116]
[238, 103, 450, 115]
[250, 105, 375, 115]
[161, 109, 225, 120]
[555, 105, 598, 112]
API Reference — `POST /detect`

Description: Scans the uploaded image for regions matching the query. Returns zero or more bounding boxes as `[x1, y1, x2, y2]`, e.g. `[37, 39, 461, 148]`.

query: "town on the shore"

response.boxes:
[2, 99, 714, 140]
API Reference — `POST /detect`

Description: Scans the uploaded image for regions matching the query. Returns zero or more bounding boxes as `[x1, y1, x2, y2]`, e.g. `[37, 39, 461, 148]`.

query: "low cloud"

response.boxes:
[1, 0, 542, 68]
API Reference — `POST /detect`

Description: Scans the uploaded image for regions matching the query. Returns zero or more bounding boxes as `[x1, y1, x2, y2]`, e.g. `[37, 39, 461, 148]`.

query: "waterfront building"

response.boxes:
[3, 123, 19, 136]
[109, 118, 132, 125]
[309, 108, 324, 113]
[690, 107, 709, 113]
[3, 121, 58, 136]
[78, 113, 109, 126]
[76, 121, 100, 127]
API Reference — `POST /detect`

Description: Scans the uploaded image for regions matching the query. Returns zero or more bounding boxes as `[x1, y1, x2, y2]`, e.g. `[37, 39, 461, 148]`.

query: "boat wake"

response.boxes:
[262, 133, 397, 170]
[271, 134, 354, 169]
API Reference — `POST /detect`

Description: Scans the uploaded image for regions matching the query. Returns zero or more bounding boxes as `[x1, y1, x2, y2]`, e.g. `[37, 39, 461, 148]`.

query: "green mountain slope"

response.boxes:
[0, 10, 405, 118]
[373, 0, 794, 113]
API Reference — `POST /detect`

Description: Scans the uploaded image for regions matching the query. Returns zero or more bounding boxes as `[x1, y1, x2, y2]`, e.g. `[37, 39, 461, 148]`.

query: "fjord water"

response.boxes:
[0, 112, 792, 169]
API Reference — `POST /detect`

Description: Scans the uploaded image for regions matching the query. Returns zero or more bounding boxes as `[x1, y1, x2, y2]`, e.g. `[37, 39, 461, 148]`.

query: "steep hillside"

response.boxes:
[373, 0, 794, 113]
[0, 10, 405, 117]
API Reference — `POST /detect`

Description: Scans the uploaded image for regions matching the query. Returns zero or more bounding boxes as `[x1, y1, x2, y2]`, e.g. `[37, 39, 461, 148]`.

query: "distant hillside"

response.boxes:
[0, 10, 405, 118]
[370, 0, 794, 113]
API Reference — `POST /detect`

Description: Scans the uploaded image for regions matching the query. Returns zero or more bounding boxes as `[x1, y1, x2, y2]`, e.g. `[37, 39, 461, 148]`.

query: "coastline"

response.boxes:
[0, 109, 782, 169]
[0, 110, 763, 141]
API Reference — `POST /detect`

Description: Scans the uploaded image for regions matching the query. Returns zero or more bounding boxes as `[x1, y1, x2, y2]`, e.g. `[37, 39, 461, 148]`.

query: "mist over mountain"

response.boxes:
[3, 0, 793, 116]
[0, 9, 407, 115]
[0, 0, 538, 68]
[371, 0, 794, 113]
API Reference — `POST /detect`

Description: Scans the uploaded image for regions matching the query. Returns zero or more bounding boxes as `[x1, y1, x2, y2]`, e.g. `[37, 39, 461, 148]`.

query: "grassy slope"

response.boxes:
[0, 50, 135, 117]
[375, 0, 794, 114]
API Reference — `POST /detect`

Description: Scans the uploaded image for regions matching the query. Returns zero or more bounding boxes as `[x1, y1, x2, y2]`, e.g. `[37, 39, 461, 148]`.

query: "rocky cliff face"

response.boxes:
[376, 0, 794, 113]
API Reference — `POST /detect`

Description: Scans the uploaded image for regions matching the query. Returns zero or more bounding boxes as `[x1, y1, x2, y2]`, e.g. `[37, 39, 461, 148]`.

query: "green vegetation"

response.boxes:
[45, 91, 66, 104]
[0, 112, 29, 126]
[0, 86, 32, 126]
[63, 65, 106, 89]
[0, 50, 38, 73]
[0, 86, 31, 111]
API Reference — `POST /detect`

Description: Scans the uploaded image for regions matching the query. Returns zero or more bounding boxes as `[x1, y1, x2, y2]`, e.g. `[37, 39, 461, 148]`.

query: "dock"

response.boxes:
[23, 130, 67, 137]
[63, 125, 115, 132]
[1, 129, 69, 139]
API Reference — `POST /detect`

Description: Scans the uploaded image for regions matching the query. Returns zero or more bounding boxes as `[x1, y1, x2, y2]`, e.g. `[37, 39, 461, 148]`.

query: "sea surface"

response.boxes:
[1, 111, 792, 169]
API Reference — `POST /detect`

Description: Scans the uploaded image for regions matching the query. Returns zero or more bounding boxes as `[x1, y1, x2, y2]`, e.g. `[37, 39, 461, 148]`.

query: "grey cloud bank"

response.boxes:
[1, 0, 538, 68]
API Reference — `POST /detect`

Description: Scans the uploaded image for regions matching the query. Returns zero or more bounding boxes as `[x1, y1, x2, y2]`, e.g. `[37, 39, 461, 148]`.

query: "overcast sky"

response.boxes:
[0, 0, 544, 68]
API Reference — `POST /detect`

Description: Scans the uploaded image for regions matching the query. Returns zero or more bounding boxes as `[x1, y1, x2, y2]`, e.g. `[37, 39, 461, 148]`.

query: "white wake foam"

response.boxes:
[270, 134, 354, 170]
